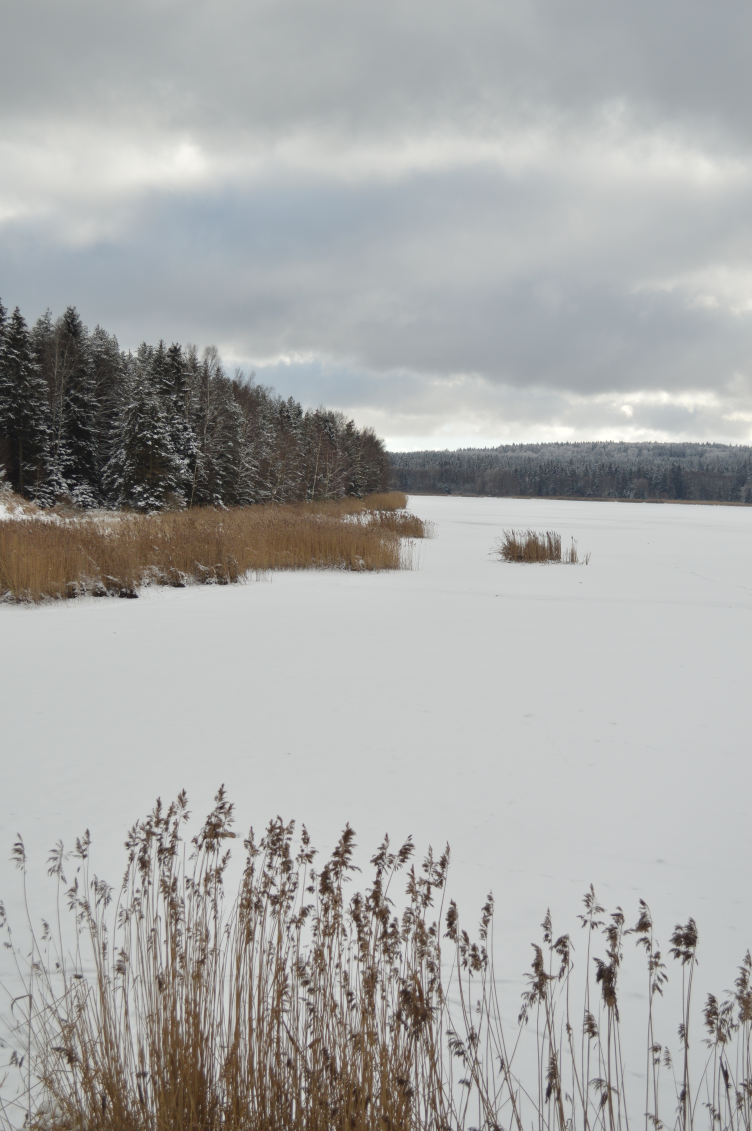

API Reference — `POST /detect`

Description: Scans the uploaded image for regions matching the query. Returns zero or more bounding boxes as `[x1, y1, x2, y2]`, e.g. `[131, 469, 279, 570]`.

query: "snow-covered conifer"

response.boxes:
[187, 349, 245, 506]
[34, 307, 100, 505]
[265, 396, 306, 502]
[0, 307, 52, 501]
[3, 295, 394, 510]
[0, 297, 9, 433]
[162, 342, 198, 497]
[104, 345, 187, 510]
[342, 418, 368, 498]
[89, 325, 126, 489]
[57, 307, 99, 505]
[231, 376, 278, 503]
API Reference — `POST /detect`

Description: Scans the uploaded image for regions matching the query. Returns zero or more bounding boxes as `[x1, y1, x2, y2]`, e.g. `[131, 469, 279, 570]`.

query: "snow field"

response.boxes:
[0, 494, 750, 1104]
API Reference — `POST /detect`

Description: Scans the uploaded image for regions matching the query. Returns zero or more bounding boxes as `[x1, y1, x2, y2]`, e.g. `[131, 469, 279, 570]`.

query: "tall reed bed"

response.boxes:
[1, 794, 750, 1131]
[495, 529, 590, 564]
[0, 493, 428, 603]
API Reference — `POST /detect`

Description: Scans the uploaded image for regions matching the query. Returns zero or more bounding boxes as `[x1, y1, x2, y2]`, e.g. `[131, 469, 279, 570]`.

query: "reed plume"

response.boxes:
[1, 794, 747, 1131]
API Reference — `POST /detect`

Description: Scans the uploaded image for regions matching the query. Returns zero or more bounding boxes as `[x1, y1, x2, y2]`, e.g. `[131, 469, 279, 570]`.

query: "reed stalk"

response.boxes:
[0, 796, 748, 1131]
[0, 493, 430, 603]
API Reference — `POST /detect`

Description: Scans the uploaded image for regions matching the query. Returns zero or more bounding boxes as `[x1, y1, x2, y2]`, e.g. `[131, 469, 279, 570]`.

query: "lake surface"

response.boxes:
[1, 494, 750, 1107]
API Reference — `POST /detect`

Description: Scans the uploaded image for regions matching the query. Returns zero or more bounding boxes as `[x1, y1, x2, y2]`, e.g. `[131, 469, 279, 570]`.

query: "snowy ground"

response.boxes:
[1, 494, 751, 1093]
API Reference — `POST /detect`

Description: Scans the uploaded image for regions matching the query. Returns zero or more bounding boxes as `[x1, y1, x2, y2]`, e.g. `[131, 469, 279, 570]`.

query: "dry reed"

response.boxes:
[0, 493, 428, 603]
[2, 794, 452, 1131]
[1, 793, 750, 1131]
[495, 529, 590, 564]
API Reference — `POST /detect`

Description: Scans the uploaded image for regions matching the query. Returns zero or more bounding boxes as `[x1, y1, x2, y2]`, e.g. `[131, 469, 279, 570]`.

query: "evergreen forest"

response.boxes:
[0, 300, 390, 510]
[391, 442, 752, 503]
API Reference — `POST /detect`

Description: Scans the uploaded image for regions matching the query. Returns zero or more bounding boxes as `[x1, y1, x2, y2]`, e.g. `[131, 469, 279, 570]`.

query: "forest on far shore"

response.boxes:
[0, 299, 390, 511]
[391, 441, 752, 503]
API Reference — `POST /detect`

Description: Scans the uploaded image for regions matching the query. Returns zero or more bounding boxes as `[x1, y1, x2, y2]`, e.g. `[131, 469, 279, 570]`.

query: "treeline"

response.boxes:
[0, 300, 389, 510]
[391, 441, 752, 503]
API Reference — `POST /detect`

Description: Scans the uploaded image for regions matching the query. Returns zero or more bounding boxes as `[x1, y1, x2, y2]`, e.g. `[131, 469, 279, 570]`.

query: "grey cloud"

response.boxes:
[3, 0, 752, 444]
[245, 363, 752, 449]
[5, 166, 752, 389]
[2, 0, 751, 147]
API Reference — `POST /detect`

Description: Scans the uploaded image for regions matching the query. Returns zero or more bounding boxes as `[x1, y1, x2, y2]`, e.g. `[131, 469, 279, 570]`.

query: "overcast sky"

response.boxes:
[3, 0, 752, 449]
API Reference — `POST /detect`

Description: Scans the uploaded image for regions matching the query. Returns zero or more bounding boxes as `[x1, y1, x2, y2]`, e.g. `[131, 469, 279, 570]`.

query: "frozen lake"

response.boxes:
[1, 494, 751, 1080]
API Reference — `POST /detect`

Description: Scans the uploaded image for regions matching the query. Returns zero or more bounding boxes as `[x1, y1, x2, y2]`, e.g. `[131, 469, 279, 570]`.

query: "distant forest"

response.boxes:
[391, 442, 752, 503]
[0, 300, 389, 510]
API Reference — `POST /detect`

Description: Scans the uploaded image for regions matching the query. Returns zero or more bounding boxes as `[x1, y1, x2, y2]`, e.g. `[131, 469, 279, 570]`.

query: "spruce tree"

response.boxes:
[268, 396, 305, 502]
[90, 324, 126, 491]
[56, 307, 99, 505]
[0, 298, 9, 486]
[2, 296, 395, 510]
[342, 418, 367, 498]
[162, 341, 198, 497]
[231, 377, 277, 503]
[104, 346, 187, 511]
[187, 349, 245, 506]
[0, 308, 52, 501]
[356, 427, 386, 494]
[32, 306, 99, 505]
[0, 298, 8, 434]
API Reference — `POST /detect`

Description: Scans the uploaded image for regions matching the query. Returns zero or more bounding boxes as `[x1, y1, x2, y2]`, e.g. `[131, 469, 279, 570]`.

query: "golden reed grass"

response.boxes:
[496, 529, 590, 564]
[0, 493, 430, 603]
[1, 793, 750, 1131]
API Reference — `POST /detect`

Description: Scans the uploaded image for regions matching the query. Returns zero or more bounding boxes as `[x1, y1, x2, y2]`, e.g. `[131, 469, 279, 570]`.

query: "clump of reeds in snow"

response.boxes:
[360, 508, 435, 539]
[2, 792, 751, 1131]
[2, 793, 452, 1131]
[0, 492, 430, 603]
[495, 528, 590, 564]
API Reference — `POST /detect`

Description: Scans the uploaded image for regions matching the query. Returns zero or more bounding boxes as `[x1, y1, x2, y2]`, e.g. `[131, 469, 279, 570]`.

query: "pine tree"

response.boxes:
[0, 307, 52, 501]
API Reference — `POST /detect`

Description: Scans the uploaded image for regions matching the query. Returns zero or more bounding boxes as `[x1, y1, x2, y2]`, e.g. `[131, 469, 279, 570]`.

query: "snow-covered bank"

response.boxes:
[1, 495, 750, 1080]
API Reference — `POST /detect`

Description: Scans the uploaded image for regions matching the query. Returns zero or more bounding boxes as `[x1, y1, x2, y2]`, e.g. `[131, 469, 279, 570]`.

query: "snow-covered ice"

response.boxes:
[1, 494, 751, 1054]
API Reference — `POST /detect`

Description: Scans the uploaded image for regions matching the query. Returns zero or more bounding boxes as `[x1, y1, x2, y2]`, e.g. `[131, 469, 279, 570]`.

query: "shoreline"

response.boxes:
[403, 490, 752, 508]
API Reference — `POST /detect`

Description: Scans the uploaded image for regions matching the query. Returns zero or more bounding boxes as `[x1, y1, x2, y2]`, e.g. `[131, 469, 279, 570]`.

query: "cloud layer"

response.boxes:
[3, 0, 752, 446]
